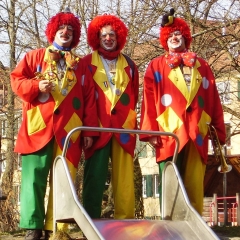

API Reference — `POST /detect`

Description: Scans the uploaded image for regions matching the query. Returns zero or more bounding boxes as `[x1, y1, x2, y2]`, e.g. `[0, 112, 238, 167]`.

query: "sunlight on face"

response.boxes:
[99, 25, 117, 51]
[167, 30, 186, 52]
[54, 25, 74, 47]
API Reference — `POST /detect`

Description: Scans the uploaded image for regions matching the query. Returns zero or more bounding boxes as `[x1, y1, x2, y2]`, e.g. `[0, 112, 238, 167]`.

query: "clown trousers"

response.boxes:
[19, 139, 77, 231]
[158, 140, 206, 215]
[83, 136, 135, 219]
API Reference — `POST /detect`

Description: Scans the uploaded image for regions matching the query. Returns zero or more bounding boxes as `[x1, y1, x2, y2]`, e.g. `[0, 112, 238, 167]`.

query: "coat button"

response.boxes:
[54, 109, 60, 115]
[186, 106, 192, 112]
[111, 109, 116, 114]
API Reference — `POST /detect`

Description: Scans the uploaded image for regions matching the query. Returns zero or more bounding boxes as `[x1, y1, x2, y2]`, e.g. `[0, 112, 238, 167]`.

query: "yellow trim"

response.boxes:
[27, 106, 46, 135]
[156, 107, 183, 133]
[168, 67, 189, 100]
[187, 60, 202, 108]
[43, 46, 77, 110]
[64, 112, 82, 143]
[92, 51, 129, 109]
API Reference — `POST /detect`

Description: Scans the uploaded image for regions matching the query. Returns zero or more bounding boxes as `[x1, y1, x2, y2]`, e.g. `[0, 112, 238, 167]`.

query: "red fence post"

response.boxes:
[213, 193, 218, 226]
[237, 193, 240, 226]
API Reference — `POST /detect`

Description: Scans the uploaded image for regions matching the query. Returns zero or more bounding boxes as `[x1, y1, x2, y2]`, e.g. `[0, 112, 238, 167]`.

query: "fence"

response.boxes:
[204, 193, 240, 226]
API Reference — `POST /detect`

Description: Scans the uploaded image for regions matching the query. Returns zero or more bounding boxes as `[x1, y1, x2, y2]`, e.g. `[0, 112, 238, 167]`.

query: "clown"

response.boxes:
[82, 14, 139, 219]
[140, 9, 226, 216]
[10, 8, 99, 240]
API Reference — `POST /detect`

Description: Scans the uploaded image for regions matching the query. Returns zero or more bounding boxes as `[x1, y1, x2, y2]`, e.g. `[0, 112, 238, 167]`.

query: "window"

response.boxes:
[0, 153, 6, 173]
[0, 119, 7, 137]
[153, 174, 159, 198]
[142, 175, 153, 198]
[142, 174, 159, 198]
[14, 115, 21, 136]
[142, 176, 147, 198]
[216, 81, 231, 104]
[13, 185, 21, 205]
[15, 154, 22, 170]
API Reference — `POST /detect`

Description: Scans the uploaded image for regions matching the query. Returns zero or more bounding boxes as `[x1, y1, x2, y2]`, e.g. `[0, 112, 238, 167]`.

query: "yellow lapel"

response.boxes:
[168, 67, 189, 100]
[168, 60, 202, 108]
[43, 47, 77, 110]
[187, 60, 202, 108]
[92, 51, 129, 109]
[51, 70, 77, 110]
[92, 51, 113, 101]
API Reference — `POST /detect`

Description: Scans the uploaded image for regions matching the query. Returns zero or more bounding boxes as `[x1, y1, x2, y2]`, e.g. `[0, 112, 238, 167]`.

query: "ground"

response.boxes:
[1, 226, 240, 239]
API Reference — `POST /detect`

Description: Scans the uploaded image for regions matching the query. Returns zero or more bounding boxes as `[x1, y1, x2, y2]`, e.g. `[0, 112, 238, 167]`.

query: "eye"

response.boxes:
[101, 33, 107, 38]
[67, 26, 73, 31]
[58, 25, 65, 30]
[109, 33, 116, 37]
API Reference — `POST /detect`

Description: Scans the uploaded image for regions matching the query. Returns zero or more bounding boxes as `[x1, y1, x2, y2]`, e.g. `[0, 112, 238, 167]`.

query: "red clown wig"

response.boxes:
[87, 14, 128, 51]
[45, 11, 81, 49]
[160, 17, 192, 51]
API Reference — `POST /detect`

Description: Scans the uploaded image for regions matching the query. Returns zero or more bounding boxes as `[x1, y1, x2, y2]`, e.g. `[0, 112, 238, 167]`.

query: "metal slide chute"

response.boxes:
[53, 127, 218, 239]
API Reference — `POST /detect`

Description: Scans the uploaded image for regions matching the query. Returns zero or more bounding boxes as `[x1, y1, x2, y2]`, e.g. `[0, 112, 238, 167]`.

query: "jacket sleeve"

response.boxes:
[140, 60, 160, 141]
[10, 50, 42, 103]
[133, 61, 139, 108]
[211, 79, 226, 145]
[79, 58, 99, 137]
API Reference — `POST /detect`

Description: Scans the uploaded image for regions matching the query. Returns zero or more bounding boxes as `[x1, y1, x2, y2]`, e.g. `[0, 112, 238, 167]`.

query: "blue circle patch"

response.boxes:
[196, 134, 203, 146]
[61, 136, 72, 149]
[154, 71, 162, 83]
[120, 133, 130, 144]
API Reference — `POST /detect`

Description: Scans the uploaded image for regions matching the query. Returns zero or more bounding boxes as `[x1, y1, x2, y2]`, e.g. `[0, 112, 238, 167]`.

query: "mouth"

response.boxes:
[60, 34, 70, 39]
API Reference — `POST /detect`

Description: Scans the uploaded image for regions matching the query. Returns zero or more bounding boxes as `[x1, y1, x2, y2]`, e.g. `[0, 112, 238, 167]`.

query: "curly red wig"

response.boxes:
[87, 14, 128, 51]
[160, 17, 192, 51]
[45, 12, 81, 49]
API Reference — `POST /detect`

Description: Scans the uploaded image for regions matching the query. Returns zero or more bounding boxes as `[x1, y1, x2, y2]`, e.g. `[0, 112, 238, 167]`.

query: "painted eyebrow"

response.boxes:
[101, 30, 115, 35]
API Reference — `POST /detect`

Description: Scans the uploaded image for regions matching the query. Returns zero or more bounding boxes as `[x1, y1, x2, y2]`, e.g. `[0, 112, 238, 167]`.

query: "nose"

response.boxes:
[62, 26, 68, 33]
[105, 34, 111, 40]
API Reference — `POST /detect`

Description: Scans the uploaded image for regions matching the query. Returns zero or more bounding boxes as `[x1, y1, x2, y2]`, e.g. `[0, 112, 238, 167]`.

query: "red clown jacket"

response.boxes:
[83, 51, 139, 159]
[10, 47, 99, 168]
[140, 55, 226, 164]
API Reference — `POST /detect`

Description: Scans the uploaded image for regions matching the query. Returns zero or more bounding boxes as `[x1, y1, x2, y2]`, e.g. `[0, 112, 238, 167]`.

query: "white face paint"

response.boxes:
[99, 25, 117, 51]
[54, 25, 74, 47]
[167, 30, 186, 52]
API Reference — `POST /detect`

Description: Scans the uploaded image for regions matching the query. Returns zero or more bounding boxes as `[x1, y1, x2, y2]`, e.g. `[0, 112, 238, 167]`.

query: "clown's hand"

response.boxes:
[39, 80, 54, 93]
[83, 137, 93, 149]
[149, 136, 162, 147]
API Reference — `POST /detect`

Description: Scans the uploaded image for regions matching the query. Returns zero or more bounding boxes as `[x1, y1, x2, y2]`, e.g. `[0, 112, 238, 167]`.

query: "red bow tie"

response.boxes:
[166, 52, 197, 69]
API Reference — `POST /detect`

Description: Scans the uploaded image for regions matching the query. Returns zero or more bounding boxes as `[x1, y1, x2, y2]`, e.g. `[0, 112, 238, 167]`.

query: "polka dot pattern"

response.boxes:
[120, 133, 130, 144]
[81, 75, 85, 86]
[120, 93, 130, 106]
[72, 97, 81, 110]
[161, 94, 172, 107]
[61, 136, 72, 149]
[154, 71, 162, 83]
[196, 134, 203, 146]
[198, 96, 204, 108]
[202, 77, 209, 89]
[38, 92, 50, 103]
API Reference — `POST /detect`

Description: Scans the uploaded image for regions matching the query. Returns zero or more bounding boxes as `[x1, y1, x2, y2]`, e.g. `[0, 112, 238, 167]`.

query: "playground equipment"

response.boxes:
[53, 127, 219, 239]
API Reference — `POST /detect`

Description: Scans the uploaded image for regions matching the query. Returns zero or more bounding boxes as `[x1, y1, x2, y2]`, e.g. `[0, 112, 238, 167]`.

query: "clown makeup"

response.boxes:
[54, 25, 74, 47]
[167, 30, 186, 52]
[99, 25, 117, 51]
